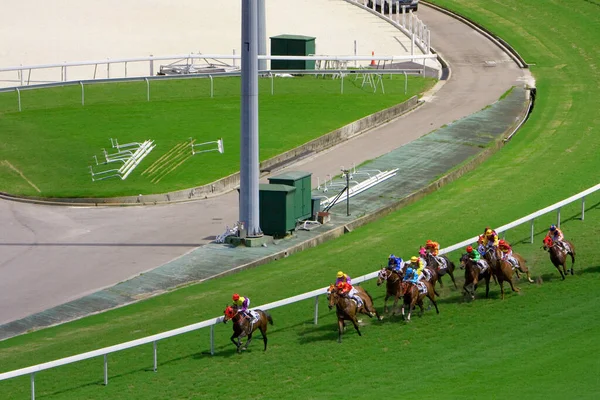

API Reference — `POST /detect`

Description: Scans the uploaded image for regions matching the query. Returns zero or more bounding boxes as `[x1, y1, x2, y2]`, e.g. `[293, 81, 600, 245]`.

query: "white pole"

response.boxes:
[581, 197, 585, 220]
[16, 88, 21, 112]
[107, 59, 110, 79]
[557, 208, 561, 228]
[411, 33, 415, 62]
[125, 61, 128, 78]
[209, 75, 213, 98]
[30, 373, 35, 400]
[530, 219, 535, 244]
[149, 54, 154, 76]
[145, 77, 150, 101]
[103, 354, 108, 385]
[404, 71, 407, 94]
[80, 81, 84, 106]
[19, 64, 23, 86]
[210, 325, 215, 355]
[270, 73, 274, 95]
[313, 295, 319, 325]
[153, 341, 158, 372]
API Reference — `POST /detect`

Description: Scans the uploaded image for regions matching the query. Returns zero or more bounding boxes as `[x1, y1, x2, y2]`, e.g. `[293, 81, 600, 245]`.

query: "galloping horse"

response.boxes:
[543, 237, 576, 279]
[425, 252, 458, 289]
[327, 285, 381, 343]
[223, 306, 273, 353]
[459, 253, 491, 300]
[400, 280, 439, 321]
[376, 268, 403, 313]
[484, 247, 520, 300]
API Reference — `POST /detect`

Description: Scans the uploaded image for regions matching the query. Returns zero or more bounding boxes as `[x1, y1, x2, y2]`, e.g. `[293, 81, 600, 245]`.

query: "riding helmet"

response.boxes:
[232, 293, 240, 301]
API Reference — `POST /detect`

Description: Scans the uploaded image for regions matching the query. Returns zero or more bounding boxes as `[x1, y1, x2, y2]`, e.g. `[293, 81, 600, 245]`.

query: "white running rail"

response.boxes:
[1, 182, 597, 398]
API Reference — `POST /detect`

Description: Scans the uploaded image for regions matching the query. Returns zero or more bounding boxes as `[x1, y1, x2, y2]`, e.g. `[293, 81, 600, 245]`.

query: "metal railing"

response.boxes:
[1, 182, 597, 398]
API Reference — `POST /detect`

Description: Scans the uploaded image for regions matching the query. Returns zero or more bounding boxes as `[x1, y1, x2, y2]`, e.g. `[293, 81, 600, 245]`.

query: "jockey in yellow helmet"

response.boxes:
[335, 271, 351, 286]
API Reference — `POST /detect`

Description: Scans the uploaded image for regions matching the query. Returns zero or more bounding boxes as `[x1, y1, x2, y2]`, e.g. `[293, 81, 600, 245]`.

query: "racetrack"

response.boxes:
[0, 3, 526, 326]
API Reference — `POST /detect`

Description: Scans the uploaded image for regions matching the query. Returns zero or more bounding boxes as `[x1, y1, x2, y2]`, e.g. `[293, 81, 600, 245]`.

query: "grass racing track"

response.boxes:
[0, 0, 599, 398]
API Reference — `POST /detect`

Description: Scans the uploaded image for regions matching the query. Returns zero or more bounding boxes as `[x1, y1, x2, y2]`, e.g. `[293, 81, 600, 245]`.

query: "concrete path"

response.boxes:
[0, 3, 527, 328]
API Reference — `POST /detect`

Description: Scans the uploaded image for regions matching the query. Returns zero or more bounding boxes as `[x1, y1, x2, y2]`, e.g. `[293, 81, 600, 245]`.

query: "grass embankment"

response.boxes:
[1, 0, 599, 398]
[0, 75, 432, 198]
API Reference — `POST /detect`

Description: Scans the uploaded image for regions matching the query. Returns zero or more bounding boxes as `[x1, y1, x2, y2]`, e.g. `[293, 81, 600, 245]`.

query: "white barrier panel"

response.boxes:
[0, 182, 597, 397]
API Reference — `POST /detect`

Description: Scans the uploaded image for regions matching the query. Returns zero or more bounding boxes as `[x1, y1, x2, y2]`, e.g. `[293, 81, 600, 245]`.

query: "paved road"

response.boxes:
[0, 4, 527, 326]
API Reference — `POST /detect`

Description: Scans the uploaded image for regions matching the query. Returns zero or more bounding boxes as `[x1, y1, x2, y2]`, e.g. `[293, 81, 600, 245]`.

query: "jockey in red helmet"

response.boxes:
[498, 239, 519, 269]
[232, 293, 252, 320]
[336, 280, 363, 308]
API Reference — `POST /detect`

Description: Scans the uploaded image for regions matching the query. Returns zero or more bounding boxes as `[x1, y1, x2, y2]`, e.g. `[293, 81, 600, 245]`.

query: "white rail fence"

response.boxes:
[1, 183, 597, 398]
[347, 0, 430, 56]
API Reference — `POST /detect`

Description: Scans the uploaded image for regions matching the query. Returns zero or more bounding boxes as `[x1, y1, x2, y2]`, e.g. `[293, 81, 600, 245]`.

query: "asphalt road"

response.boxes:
[0, 4, 527, 326]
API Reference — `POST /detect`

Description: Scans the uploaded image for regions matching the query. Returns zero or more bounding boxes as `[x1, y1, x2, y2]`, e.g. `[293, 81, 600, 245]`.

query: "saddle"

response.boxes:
[416, 281, 428, 294]
[477, 260, 489, 273]
[437, 257, 448, 270]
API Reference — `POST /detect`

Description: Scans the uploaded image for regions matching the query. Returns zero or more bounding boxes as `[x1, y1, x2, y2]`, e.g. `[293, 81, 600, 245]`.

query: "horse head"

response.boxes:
[459, 253, 470, 270]
[327, 284, 339, 310]
[223, 305, 236, 323]
[377, 268, 389, 286]
[542, 236, 553, 251]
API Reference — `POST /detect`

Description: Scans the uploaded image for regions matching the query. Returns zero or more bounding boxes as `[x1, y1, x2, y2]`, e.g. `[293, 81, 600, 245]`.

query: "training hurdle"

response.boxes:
[90, 139, 155, 181]
[190, 137, 224, 155]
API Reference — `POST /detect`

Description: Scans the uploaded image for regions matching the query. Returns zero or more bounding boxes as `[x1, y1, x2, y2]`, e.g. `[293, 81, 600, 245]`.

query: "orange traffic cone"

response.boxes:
[370, 51, 376, 67]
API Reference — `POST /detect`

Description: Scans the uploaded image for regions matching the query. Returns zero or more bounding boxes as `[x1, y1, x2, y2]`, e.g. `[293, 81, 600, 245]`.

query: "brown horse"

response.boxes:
[542, 237, 576, 279]
[484, 248, 520, 300]
[425, 252, 458, 289]
[509, 252, 534, 283]
[327, 285, 381, 343]
[400, 280, 439, 321]
[459, 253, 491, 300]
[376, 268, 403, 313]
[223, 306, 273, 353]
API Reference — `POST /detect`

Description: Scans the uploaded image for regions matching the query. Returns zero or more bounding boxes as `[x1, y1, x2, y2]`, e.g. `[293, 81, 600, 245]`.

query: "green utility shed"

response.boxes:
[268, 171, 312, 221]
[270, 34, 316, 70]
[259, 183, 296, 237]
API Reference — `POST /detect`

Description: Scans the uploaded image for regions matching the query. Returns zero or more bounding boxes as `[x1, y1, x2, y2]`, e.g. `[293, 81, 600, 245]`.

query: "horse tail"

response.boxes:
[264, 310, 274, 325]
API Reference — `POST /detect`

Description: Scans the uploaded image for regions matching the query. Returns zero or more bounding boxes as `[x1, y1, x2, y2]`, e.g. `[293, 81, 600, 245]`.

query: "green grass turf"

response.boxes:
[0, 75, 433, 198]
[1, 0, 599, 398]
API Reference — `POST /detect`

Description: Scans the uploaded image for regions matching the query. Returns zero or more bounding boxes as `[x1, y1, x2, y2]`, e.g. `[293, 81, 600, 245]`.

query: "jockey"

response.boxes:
[498, 239, 518, 269]
[546, 225, 569, 252]
[387, 254, 404, 274]
[466, 245, 487, 271]
[425, 240, 445, 268]
[409, 256, 425, 280]
[232, 293, 252, 320]
[337, 281, 363, 308]
[403, 265, 420, 284]
[482, 229, 499, 251]
[335, 271, 352, 286]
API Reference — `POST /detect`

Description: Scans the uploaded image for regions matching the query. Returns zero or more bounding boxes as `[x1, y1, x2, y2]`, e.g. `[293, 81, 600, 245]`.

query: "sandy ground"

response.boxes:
[0, 0, 433, 86]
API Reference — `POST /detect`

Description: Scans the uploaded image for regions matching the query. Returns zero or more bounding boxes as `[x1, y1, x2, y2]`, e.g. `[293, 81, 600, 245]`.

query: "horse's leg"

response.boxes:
[383, 293, 390, 313]
[556, 264, 565, 280]
[337, 318, 344, 343]
[231, 333, 241, 353]
[485, 275, 490, 298]
[258, 325, 268, 351]
[438, 275, 444, 289]
[350, 316, 362, 337]
[243, 332, 253, 351]
[570, 252, 575, 275]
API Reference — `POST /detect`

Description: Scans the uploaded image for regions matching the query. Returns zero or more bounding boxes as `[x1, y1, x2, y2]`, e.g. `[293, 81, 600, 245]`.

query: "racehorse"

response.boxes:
[400, 280, 439, 321]
[542, 237, 576, 279]
[484, 247, 520, 300]
[223, 306, 273, 353]
[327, 285, 381, 343]
[459, 253, 491, 300]
[376, 268, 403, 313]
[425, 252, 458, 289]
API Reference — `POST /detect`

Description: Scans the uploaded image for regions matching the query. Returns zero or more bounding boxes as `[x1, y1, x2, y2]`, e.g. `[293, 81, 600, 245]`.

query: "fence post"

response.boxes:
[145, 78, 150, 102]
[341, 73, 344, 94]
[233, 49, 236, 68]
[16, 88, 21, 112]
[404, 71, 407, 94]
[125, 61, 128, 78]
[30, 373, 35, 400]
[107, 59, 110, 79]
[557, 207, 561, 228]
[19, 64, 23, 86]
[80, 82, 84, 106]
[581, 196, 585, 220]
[314, 295, 319, 325]
[530, 219, 534, 244]
[209, 75, 213, 98]
[270, 72, 274, 95]
[64, 63, 67, 82]
[210, 325, 215, 355]
[153, 341, 158, 372]
[103, 354, 108, 385]
[149, 55, 154, 76]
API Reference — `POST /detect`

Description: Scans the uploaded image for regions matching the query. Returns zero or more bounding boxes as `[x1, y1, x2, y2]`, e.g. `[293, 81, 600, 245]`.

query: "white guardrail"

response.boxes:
[1, 183, 598, 397]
